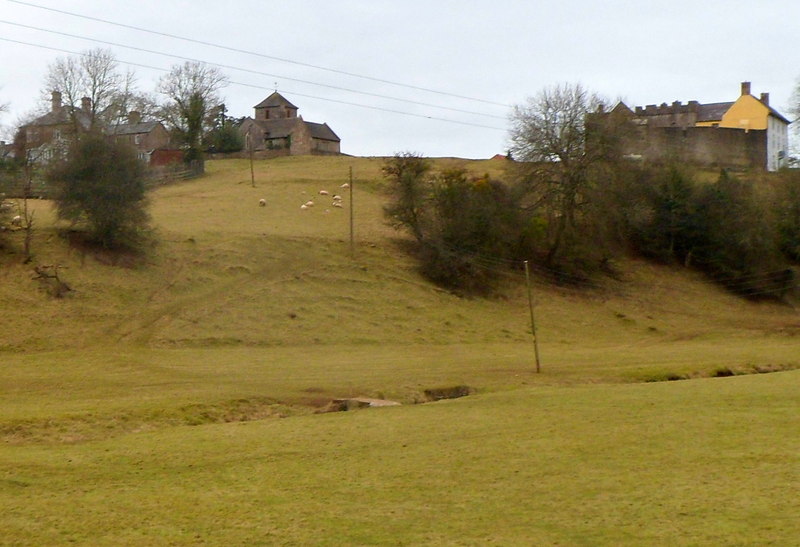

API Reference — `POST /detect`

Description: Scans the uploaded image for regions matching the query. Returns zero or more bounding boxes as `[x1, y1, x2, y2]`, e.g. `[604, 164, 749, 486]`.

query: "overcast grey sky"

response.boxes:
[1, 0, 798, 158]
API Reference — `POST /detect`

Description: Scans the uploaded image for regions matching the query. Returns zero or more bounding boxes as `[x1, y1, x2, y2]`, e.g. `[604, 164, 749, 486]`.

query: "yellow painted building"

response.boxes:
[627, 82, 790, 171]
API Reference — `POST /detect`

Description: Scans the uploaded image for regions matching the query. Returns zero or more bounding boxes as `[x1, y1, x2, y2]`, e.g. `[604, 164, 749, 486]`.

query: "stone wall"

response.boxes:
[289, 123, 312, 155]
[623, 125, 767, 170]
[313, 139, 340, 154]
[206, 146, 340, 161]
[633, 101, 701, 128]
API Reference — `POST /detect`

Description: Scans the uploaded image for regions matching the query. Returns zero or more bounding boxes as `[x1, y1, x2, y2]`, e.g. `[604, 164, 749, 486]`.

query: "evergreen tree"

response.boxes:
[48, 134, 149, 249]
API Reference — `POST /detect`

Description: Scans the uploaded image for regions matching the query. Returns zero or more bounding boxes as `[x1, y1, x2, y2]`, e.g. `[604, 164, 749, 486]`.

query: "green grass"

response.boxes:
[2, 372, 798, 545]
[2, 335, 799, 445]
[1, 156, 799, 544]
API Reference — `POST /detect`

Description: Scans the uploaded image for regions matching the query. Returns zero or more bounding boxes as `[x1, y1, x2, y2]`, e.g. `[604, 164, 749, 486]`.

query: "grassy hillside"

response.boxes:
[1, 156, 799, 544]
[2, 155, 798, 418]
[3, 156, 797, 351]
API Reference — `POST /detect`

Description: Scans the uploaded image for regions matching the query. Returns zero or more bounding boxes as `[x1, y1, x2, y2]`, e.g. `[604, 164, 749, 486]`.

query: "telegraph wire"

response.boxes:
[0, 19, 508, 122]
[6, 0, 511, 108]
[431, 240, 604, 289]
[0, 37, 506, 131]
[2, 28, 791, 296]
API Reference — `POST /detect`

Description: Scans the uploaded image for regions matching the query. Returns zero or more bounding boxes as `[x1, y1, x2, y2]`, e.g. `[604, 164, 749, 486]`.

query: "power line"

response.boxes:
[6, 0, 511, 108]
[0, 37, 506, 131]
[0, 19, 508, 122]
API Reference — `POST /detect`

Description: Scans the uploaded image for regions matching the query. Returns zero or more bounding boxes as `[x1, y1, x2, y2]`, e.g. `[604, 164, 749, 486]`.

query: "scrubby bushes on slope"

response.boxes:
[383, 153, 799, 298]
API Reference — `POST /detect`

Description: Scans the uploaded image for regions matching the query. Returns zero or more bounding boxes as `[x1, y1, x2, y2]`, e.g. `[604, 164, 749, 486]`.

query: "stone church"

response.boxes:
[238, 92, 341, 156]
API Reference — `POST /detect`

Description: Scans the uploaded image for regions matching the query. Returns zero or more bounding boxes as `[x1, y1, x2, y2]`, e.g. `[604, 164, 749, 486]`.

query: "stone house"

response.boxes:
[19, 91, 92, 164]
[18, 91, 173, 166]
[238, 92, 341, 156]
[108, 111, 171, 164]
[599, 82, 790, 171]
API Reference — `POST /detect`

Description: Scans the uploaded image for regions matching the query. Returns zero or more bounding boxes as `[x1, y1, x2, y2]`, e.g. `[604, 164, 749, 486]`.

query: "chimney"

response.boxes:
[81, 97, 92, 112]
[741, 81, 751, 96]
[760, 92, 769, 106]
[596, 103, 605, 113]
[51, 90, 62, 112]
[127, 111, 141, 125]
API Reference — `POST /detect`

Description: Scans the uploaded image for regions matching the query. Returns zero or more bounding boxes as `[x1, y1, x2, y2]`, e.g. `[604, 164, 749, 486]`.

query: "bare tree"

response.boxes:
[0, 99, 36, 260]
[42, 48, 137, 130]
[102, 76, 159, 130]
[790, 76, 800, 121]
[157, 61, 228, 168]
[18, 148, 39, 261]
[509, 83, 603, 164]
[508, 83, 621, 266]
[382, 152, 432, 243]
[0, 100, 9, 142]
[789, 77, 800, 160]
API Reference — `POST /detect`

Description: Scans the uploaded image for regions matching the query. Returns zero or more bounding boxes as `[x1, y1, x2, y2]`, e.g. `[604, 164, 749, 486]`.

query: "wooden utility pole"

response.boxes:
[524, 260, 542, 373]
[349, 166, 354, 254]
[248, 130, 256, 188]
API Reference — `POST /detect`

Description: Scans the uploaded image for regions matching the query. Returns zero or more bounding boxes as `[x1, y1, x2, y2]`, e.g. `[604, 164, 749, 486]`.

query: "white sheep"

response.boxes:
[258, 198, 266, 207]
[319, 190, 329, 196]
[332, 195, 342, 201]
[340, 183, 350, 189]
[332, 202, 343, 208]
[11, 215, 22, 227]
[300, 204, 309, 210]
[304, 200, 315, 207]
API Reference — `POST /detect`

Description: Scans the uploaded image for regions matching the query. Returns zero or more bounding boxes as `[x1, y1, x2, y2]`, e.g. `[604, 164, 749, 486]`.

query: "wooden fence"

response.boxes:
[0, 162, 202, 200]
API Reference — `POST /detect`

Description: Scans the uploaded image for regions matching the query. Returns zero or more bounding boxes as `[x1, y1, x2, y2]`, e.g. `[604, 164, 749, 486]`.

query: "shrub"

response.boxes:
[624, 166, 698, 263]
[383, 155, 529, 294]
[206, 123, 243, 153]
[774, 169, 800, 263]
[48, 133, 150, 249]
[690, 171, 787, 297]
[382, 152, 432, 243]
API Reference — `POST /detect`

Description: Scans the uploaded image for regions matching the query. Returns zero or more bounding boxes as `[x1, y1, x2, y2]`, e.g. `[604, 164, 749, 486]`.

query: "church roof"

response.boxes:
[254, 92, 298, 110]
[250, 118, 340, 142]
[306, 122, 340, 142]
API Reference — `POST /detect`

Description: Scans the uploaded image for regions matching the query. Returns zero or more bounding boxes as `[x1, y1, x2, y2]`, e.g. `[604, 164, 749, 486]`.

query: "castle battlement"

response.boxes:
[634, 100, 700, 117]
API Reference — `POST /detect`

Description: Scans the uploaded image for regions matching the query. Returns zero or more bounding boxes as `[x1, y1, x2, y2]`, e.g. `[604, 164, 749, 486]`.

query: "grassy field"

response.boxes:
[1, 156, 799, 544]
[2, 372, 798, 545]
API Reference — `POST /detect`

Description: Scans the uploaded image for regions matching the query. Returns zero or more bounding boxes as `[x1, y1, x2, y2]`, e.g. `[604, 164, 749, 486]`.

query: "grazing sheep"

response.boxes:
[258, 198, 266, 207]
[304, 200, 315, 207]
[332, 202, 343, 208]
[340, 183, 350, 189]
[11, 215, 22, 227]
[300, 204, 309, 210]
[332, 195, 342, 201]
[319, 190, 329, 196]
